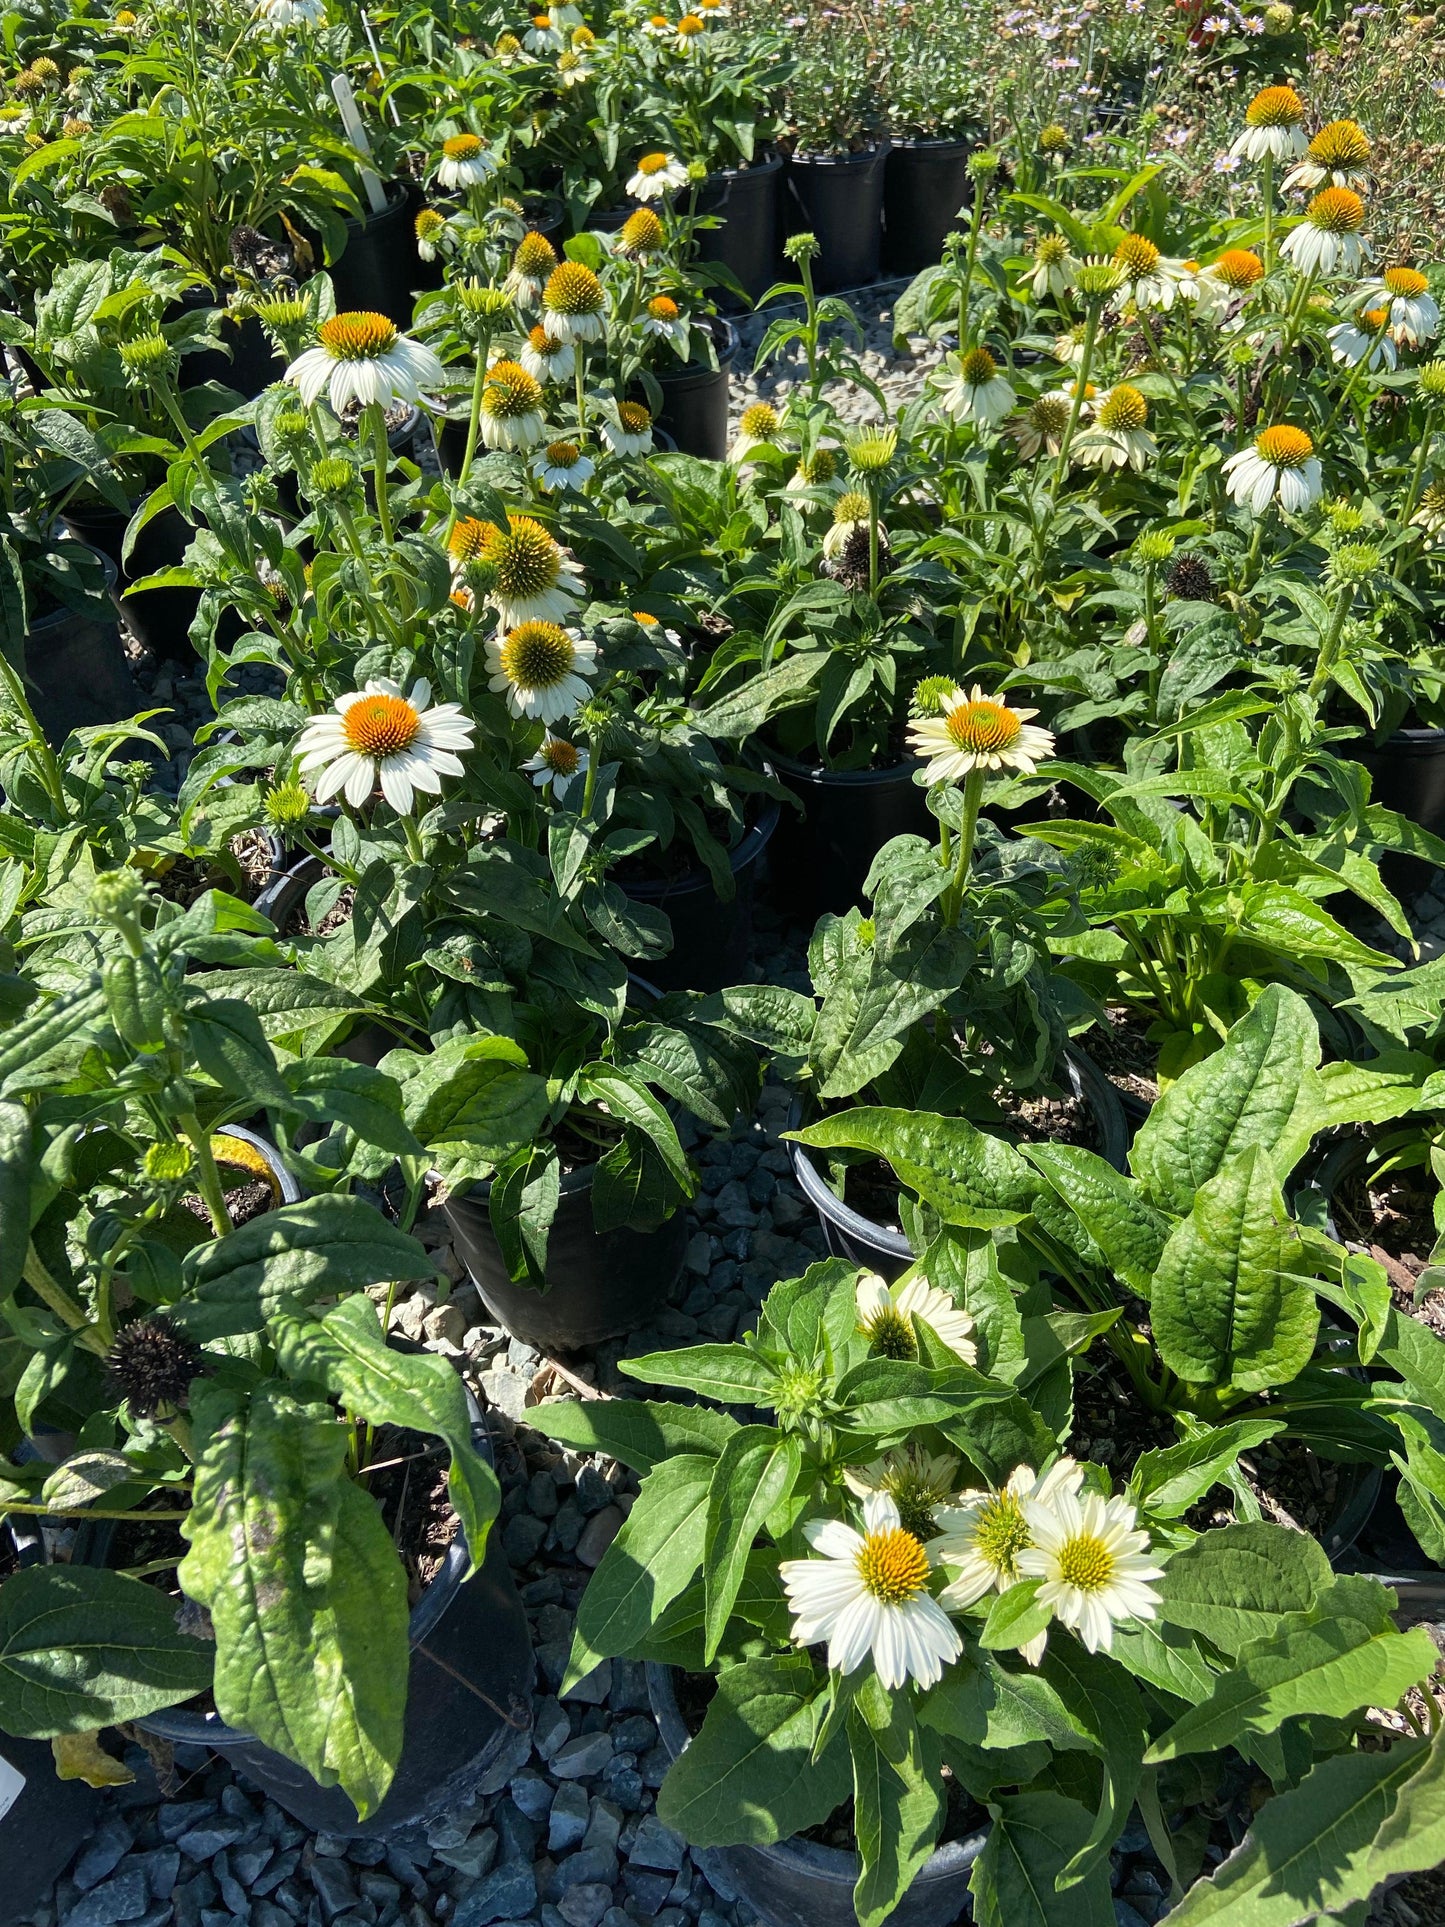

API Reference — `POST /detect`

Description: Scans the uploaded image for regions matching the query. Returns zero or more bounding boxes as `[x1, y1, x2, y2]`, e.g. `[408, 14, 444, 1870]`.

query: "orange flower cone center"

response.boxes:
[1256, 424, 1314, 466]
[318, 312, 397, 360]
[343, 694, 421, 758]
[856, 1527, 930, 1604]
[945, 700, 1022, 753]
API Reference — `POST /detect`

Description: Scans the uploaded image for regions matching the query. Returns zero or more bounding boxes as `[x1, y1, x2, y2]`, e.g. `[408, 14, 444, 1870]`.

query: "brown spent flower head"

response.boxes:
[1166, 552, 1216, 601]
[107, 1315, 205, 1418]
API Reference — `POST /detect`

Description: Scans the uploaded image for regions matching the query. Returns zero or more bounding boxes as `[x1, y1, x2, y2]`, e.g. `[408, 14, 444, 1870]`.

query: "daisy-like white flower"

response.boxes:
[1281, 186, 1371, 278]
[549, 1, 583, 25]
[641, 12, 673, 35]
[786, 446, 841, 493]
[779, 1491, 962, 1691]
[478, 358, 548, 451]
[523, 10, 563, 50]
[933, 1460, 1085, 1664]
[615, 207, 666, 259]
[934, 346, 1015, 427]
[843, 1445, 960, 1542]
[414, 207, 449, 263]
[821, 490, 874, 559]
[258, 0, 324, 24]
[674, 10, 706, 50]
[1027, 233, 1078, 301]
[436, 131, 495, 191]
[1112, 233, 1180, 311]
[296, 678, 473, 814]
[453, 513, 585, 626]
[1052, 324, 1088, 368]
[908, 684, 1055, 785]
[505, 230, 560, 308]
[730, 400, 782, 462]
[1006, 392, 1073, 459]
[855, 1269, 976, 1364]
[522, 731, 588, 799]
[1222, 423, 1323, 514]
[1327, 308, 1396, 372]
[600, 400, 654, 456]
[627, 151, 689, 201]
[643, 294, 687, 342]
[1230, 83, 1308, 164]
[1074, 383, 1157, 471]
[542, 261, 608, 343]
[1195, 246, 1265, 323]
[286, 312, 444, 415]
[486, 621, 597, 721]
[0, 102, 32, 135]
[1282, 117, 1371, 194]
[1016, 1488, 1164, 1655]
[520, 322, 575, 385]
[556, 48, 593, 84]
[532, 438, 594, 490]
[1363, 266, 1440, 348]
[1412, 481, 1445, 539]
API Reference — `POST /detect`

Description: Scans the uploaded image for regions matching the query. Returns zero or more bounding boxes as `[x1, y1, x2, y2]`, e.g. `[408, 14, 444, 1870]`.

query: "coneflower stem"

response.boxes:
[445, 326, 492, 540]
[1049, 305, 1100, 501]
[574, 341, 587, 437]
[943, 767, 986, 925]
[367, 403, 394, 549]
[1404, 411, 1437, 525]
[1260, 152, 1275, 273]
[178, 1113, 234, 1236]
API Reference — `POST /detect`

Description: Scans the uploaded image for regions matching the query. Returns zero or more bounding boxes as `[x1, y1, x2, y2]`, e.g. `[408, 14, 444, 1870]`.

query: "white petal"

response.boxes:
[344, 757, 376, 806]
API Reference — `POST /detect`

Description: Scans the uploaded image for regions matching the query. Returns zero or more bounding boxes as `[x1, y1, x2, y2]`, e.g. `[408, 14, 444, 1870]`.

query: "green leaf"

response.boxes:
[621, 1343, 783, 1407]
[1145, 1610, 1438, 1764]
[788, 1109, 1040, 1228]
[656, 1653, 850, 1845]
[179, 1380, 409, 1821]
[1157, 1523, 1332, 1657]
[848, 1676, 946, 1927]
[980, 1580, 1053, 1653]
[1130, 986, 1323, 1213]
[399, 1035, 550, 1170]
[39, 1449, 140, 1511]
[530, 1398, 740, 1474]
[920, 1652, 1093, 1754]
[176, 1197, 436, 1339]
[577, 1065, 690, 1192]
[271, 1297, 498, 1575]
[1149, 1148, 1318, 1394]
[1042, 1642, 1146, 1888]
[0, 1102, 30, 1299]
[563, 1454, 713, 1692]
[969, 1792, 1116, 1927]
[703, 1427, 800, 1661]
[1129, 1419, 1286, 1519]
[1022, 1144, 1170, 1297]
[1163, 1739, 1433, 1926]
[0, 1565, 213, 1737]
[184, 1000, 293, 1109]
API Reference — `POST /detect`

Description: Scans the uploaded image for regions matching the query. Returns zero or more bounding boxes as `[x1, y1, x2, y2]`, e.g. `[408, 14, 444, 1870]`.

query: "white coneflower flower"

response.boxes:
[446, 513, 585, 623]
[1412, 481, 1445, 538]
[523, 10, 564, 49]
[933, 1460, 1085, 1665]
[478, 358, 547, 451]
[600, 400, 655, 456]
[1006, 392, 1073, 459]
[641, 12, 673, 34]
[532, 438, 594, 490]
[0, 102, 31, 135]
[505, 230, 560, 308]
[414, 207, 449, 262]
[436, 131, 495, 190]
[729, 400, 781, 462]
[1195, 247, 1265, 323]
[909, 685, 1055, 785]
[855, 1270, 976, 1364]
[521, 731, 588, 799]
[1230, 83, 1308, 163]
[541, 261, 608, 343]
[258, 0, 324, 23]
[843, 1446, 960, 1542]
[627, 151, 689, 201]
[1074, 383, 1157, 470]
[1053, 324, 1088, 368]
[285, 312, 444, 414]
[1016, 1489, 1164, 1655]
[779, 1492, 963, 1691]
[934, 346, 1015, 427]
[1281, 186, 1371, 278]
[631, 609, 684, 646]
[1327, 308, 1396, 371]
[674, 10, 706, 50]
[821, 490, 874, 558]
[1222, 423, 1323, 514]
[556, 47, 593, 83]
[549, 1, 583, 25]
[1362, 266, 1441, 347]
[520, 322, 575, 385]
[1027, 234, 1078, 301]
[786, 446, 841, 493]
[1112, 234, 1180, 310]
[486, 621, 597, 722]
[296, 678, 473, 813]
[642, 294, 687, 342]
[1282, 117, 1371, 193]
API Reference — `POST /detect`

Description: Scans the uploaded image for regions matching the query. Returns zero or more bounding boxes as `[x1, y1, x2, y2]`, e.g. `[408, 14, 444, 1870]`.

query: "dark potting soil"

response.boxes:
[284, 883, 356, 939]
[338, 398, 414, 439]
[178, 1171, 276, 1231]
[1083, 1007, 1160, 1110]
[1332, 1164, 1445, 1341]
[359, 1423, 460, 1601]
[154, 831, 278, 908]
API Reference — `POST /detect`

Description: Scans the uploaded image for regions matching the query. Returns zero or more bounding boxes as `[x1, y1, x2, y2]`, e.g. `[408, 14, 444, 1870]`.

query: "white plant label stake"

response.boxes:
[331, 74, 388, 217]
[0, 1750, 24, 1822]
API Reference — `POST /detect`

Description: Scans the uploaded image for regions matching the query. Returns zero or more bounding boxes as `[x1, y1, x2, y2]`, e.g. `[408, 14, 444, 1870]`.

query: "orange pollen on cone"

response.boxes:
[944, 699, 1022, 753]
[342, 694, 421, 758]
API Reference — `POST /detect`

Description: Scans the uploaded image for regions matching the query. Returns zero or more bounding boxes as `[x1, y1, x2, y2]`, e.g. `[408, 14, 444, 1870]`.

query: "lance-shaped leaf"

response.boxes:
[620, 1343, 783, 1408]
[1022, 1144, 1170, 1298]
[969, 1792, 1116, 1927]
[531, 1398, 740, 1476]
[0, 1101, 31, 1300]
[179, 1380, 409, 1820]
[1149, 1148, 1318, 1394]
[0, 1565, 213, 1737]
[703, 1427, 801, 1661]
[1042, 1642, 1146, 1889]
[788, 1109, 1041, 1229]
[1128, 1418, 1286, 1520]
[271, 1296, 498, 1574]
[848, 1675, 946, 1927]
[176, 1197, 436, 1339]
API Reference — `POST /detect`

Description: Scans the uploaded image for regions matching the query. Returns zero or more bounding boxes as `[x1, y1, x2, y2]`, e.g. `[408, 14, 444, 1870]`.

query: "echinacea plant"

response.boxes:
[541, 1257, 1445, 1926]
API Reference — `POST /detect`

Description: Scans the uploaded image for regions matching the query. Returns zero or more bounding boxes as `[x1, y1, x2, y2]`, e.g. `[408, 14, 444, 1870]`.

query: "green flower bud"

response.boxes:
[783, 232, 819, 263]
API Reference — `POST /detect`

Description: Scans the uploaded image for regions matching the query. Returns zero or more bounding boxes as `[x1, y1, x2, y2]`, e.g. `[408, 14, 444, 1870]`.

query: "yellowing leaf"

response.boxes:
[51, 1732, 133, 1786]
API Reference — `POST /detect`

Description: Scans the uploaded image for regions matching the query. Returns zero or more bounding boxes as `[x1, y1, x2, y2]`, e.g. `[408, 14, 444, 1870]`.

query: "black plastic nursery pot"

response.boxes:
[882, 139, 974, 276]
[646, 1663, 986, 1927]
[327, 180, 429, 330]
[621, 795, 781, 993]
[765, 749, 932, 923]
[22, 550, 143, 742]
[175, 286, 281, 401]
[785, 145, 889, 294]
[651, 317, 739, 461]
[695, 151, 784, 306]
[60, 496, 202, 664]
[1352, 723, 1445, 901]
[786, 1050, 1130, 1281]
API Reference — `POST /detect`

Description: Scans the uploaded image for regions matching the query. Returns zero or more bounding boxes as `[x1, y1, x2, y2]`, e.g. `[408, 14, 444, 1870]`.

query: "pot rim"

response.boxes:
[645, 1659, 989, 1886]
[883, 134, 978, 156]
[770, 746, 925, 791]
[704, 146, 785, 185]
[653, 313, 740, 383]
[622, 792, 782, 906]
[787, 141, 892, 169]
[343, 175, 410, 233]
